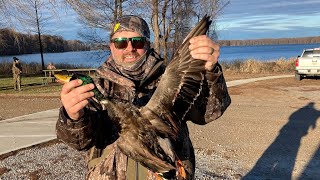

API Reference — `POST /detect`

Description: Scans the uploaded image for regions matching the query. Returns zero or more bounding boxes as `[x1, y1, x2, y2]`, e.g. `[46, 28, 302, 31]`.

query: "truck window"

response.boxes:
[313, 50, 320, 56]
[302, 50, 313, 57]
[302, 49, 320, 57]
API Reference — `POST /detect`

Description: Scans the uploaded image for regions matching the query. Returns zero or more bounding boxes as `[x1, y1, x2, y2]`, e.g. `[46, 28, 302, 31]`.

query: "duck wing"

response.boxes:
[99, 100, 177, 173]
[145, 15, 212, 131]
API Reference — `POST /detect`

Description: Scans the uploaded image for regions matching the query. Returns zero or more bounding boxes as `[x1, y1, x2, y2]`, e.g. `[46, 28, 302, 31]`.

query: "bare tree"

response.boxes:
[64, 0, 229, 63]
[1, 0, 59, 70]
[0, 2, 15, 50]
[0, 1, 22, 57]
[151, 0, 160, 53]
[64, 0, 139, 44]
[18, 0, 58, 70]
[192, 0, 230, 40]
[65, 0, 129, 28]
[147, 0, 202, 63]
[0, 0, 11, 27]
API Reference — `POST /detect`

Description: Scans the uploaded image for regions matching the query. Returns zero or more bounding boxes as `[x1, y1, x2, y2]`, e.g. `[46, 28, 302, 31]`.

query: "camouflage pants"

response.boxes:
[13, 74, 21, 91]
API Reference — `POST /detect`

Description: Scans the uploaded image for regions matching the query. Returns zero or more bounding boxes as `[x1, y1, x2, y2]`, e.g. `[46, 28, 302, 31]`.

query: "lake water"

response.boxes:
[219, 43, 320, 62]
[1, 43, 320, 68]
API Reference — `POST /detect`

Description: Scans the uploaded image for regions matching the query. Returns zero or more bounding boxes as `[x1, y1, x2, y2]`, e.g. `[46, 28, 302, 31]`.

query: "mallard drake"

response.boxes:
[55, 15, 212, 179]
[54, 73, 104, 111]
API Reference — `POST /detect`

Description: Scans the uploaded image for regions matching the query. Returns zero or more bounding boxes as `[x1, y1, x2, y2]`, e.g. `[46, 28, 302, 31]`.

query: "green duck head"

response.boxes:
[54, 73, 104, 110]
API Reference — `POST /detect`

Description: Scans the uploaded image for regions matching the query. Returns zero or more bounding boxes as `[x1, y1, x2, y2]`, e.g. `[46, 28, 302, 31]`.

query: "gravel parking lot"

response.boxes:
[1, 74, 319, 179]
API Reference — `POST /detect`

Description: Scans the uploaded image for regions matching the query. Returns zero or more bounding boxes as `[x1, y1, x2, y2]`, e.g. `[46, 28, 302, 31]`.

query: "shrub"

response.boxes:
[221, 57, 295, 74]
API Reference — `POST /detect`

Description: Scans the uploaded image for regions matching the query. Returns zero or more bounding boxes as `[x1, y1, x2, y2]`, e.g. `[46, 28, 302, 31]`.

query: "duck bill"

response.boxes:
[54, 74, 72, 84]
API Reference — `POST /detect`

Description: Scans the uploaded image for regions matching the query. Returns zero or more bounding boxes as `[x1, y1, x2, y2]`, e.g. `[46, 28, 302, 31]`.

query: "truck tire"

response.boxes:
[295, 73, 302, 81]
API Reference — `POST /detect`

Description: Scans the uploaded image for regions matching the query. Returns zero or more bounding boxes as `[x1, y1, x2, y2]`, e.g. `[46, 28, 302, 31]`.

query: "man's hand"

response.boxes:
[60, 79, 95, 120]
[189, 35, 220, 71]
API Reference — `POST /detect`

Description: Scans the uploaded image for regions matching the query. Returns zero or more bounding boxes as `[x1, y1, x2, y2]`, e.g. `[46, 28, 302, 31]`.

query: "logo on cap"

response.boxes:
[114, 23, 121, 33]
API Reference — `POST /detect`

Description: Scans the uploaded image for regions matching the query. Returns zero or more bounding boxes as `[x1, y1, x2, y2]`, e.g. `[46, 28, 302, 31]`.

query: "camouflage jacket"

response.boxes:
[56, 50, 231, 180]
[12, 61, 22, 75]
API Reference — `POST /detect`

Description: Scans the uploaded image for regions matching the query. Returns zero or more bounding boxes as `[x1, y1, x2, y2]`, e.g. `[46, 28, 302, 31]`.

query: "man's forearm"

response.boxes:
[187, 63, 231, 125]
[56, 107, 94, 150]
[204, 65, 231, 122]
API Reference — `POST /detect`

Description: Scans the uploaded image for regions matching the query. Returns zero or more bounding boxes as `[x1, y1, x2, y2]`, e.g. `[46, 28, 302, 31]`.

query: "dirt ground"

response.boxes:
[0, 93, 61, 120]
[188, 74, 320, 179]
[1, 73, 320, 179]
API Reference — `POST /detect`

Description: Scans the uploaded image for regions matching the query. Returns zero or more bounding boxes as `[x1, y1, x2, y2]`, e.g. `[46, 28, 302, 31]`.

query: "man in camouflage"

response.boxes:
[12, 57, 22, 91]
[56, 15, 231, 179]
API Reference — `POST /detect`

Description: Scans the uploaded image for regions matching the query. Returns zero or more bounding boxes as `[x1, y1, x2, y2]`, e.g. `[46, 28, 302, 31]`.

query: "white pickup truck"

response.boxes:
[295, 47, 320, 80]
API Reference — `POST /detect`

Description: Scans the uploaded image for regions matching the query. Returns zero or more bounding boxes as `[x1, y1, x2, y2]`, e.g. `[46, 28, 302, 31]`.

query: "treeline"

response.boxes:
[0, 28, 90, 56]
[218, 36, 320, 46]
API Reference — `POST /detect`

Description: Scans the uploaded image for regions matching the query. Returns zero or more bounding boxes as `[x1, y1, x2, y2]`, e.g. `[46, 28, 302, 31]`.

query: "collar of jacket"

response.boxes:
[96, 49, 164, 89]
[107, 49, 155, 81]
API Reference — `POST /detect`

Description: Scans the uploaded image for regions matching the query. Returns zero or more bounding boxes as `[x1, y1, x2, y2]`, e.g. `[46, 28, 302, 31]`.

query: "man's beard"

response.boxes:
[112, 51, 149, 81]
[116, 52, 142, 66]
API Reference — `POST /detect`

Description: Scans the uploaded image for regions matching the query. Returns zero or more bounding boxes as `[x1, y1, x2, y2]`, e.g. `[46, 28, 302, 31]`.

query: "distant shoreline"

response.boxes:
[218, 36, 320, 46]
[219, 42, 320, 47]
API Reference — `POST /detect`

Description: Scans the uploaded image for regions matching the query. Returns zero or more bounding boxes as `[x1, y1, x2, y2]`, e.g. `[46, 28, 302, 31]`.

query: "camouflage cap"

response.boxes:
[111, 15, 150, 39]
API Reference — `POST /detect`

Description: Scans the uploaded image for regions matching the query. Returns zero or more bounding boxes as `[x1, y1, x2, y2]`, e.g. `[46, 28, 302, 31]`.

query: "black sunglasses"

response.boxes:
[111, 37, 147, 49]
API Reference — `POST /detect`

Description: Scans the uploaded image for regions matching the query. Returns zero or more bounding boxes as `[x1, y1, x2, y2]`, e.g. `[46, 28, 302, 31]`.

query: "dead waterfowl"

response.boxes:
[55, 15, 212, 179]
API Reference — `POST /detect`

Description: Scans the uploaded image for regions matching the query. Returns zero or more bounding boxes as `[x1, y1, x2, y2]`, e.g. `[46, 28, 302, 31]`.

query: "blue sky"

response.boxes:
[217, 0, 320, 40]
[52, 0, 320, 41]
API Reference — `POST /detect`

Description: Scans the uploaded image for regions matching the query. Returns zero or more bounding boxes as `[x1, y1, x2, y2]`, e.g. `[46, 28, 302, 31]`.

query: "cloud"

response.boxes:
[223, 0, 320, 16]
[218, 0, 320, 40]
[220, 13, 320, 31]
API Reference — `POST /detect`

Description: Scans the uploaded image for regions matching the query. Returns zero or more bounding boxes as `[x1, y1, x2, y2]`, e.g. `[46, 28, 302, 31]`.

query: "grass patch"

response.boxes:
[0, 61, 90, 94]
[0, 76, 62, 94]
[1, 77, 43, 87]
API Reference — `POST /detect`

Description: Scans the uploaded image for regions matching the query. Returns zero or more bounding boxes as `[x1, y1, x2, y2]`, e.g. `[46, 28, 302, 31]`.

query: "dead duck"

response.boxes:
[54, 73, 104, 111]
[55, 15, 212, 179]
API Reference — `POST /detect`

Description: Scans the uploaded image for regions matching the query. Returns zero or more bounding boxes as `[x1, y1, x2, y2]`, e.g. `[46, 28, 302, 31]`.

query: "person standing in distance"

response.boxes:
[12, 57, 23, 91]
